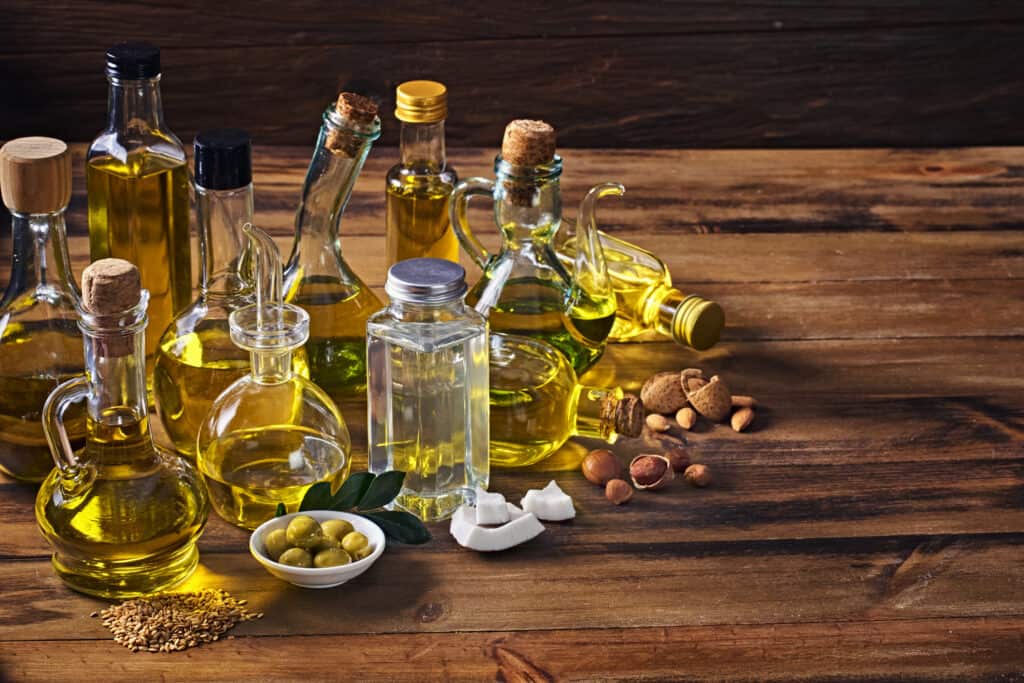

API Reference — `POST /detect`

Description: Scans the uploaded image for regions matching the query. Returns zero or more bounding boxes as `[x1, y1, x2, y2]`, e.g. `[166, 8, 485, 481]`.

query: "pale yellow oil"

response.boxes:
[198, 426, 349, 530]
[35, 410, 208, 598]
[601, 250, 674, 340]
[385, 176, 458, 264]
[86, 154, 192, 364]
[0, 323, 85, 481]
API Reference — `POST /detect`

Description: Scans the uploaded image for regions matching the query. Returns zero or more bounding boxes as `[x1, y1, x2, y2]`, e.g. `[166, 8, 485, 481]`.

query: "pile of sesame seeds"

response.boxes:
[91, 588, 263, 653]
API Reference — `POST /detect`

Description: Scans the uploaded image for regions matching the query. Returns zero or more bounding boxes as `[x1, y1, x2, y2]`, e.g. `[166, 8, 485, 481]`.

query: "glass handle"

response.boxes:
[42, 376, 90, 482]
[449, 177, 495, 269]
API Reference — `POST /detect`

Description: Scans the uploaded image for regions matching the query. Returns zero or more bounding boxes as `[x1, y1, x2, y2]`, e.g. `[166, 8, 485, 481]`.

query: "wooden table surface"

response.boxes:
[1, 145, 1023, 682]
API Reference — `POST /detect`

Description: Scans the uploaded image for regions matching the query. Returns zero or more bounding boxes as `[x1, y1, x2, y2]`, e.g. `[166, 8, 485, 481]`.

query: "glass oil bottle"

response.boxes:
[284, 92, 382, 404]
[154, 129, 307, 459]
[556, 193, 725, 349]
[489, 332, 643, 468]
[0, 137, 86, 482]
[449, 119, 617, 375]
[199, 224, 351, 530]
[86, 43, 191, 375]
[367, 258, 489, 522]
[35, 259, 208, 598]
[385, 80, 458, 265]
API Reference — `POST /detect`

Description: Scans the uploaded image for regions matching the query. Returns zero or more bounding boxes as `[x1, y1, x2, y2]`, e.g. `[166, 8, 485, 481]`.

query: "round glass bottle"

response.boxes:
[0, 137, 86, 482]
[199, 225, 351, 530]
[36, 259, 208, 598]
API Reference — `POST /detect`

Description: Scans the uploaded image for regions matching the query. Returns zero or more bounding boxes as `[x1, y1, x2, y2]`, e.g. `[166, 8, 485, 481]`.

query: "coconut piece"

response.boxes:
[475, 487, 510, 526]
[450, 503, 545, 552]
[521, 480, 576, 521]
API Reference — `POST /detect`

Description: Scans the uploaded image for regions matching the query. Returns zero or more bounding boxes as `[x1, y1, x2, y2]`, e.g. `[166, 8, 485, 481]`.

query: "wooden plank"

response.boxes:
[3, 24, 1023, 147]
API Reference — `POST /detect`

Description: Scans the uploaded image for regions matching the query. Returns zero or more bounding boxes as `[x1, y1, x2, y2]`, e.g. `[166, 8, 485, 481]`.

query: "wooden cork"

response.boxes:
[0, 137, 72, 214]
[602, 393, 645, 439]
[501, 120, 556, 166]
[82, 258, 141, 315]
[327, 92, 379, 157]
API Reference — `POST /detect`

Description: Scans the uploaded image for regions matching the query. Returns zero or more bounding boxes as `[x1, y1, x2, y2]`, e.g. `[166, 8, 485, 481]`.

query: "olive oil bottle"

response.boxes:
[36, 259, 208, 598]
[86, 43, 191, 372]
[385, 80, 458, 265]
[284, 93, 382, 403]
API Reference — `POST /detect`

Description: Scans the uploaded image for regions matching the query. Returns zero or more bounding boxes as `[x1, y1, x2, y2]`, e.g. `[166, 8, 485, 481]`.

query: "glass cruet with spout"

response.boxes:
[449, 119, 617, 376]
[199, 224, 351, 530]
[0, 137, 86, 482]
[284, 92, 383, 406]
[35, 258, 209, 599]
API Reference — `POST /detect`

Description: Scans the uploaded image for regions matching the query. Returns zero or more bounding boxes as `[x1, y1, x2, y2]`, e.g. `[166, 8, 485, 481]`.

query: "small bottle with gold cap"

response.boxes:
[0, 137, 86, 482]
[385, 80, 459, 266]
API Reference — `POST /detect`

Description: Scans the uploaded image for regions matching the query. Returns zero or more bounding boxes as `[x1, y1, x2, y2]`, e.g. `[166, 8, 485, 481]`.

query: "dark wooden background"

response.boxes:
[2, 1, 1023, 148]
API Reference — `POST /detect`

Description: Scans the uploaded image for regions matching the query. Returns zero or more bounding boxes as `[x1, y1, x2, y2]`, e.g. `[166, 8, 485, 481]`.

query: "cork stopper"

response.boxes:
[0, 137, 72, 213]
[82, 258, 141, 315]
[501, 120, 556, 166]
[602, 393, 645, 438]
[327, 92, 380, 158]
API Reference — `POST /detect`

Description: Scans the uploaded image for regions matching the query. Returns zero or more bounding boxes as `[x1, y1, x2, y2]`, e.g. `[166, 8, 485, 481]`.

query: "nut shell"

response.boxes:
[581, 449, 622, 486]
[629, 454, 674, 490]
[685, 374, 732, 422]
[640, 372, 688, 414]
[684, 464, 712, 487]
[664, 446, 690, 472]
[605, 479, 633, 505]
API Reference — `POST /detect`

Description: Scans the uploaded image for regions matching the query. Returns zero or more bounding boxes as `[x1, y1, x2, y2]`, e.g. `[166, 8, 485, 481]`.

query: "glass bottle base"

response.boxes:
[394, 488, 474, 523]
[51, 541, 199, 599]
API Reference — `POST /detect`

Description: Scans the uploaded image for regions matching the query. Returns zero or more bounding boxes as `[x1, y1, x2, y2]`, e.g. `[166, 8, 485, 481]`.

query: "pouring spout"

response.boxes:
[573, 182, 624, 303]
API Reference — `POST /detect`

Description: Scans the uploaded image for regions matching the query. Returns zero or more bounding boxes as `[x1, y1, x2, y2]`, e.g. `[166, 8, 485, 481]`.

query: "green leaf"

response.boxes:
[275, 502, 287, 517]
[360, 510, 431, 545]
[298, 481, 333, 511]
[357, 470, 406, 510]
[329, 472, 375, 511]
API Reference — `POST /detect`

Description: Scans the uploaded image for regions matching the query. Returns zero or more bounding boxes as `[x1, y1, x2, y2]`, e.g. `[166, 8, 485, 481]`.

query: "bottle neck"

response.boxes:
[495, 158, 563, 245]
[249, 349, 294, 384]
[388, 297, 465, 322]
[571, 385, 624, 441]
[400, 120, 447, 171]
[197, 183, 254, 297]
[2, 210, 79, 307]
[106, 75, 165, 132]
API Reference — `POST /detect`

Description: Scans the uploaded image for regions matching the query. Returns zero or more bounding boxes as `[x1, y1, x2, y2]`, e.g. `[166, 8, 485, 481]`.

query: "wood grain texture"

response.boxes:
[0, 144, 1022, 682]
[2, 2, 1023, 147]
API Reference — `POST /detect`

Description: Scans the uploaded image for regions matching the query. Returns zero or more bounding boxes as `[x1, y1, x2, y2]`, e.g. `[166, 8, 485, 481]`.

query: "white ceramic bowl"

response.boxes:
[250, 510, 385, 589]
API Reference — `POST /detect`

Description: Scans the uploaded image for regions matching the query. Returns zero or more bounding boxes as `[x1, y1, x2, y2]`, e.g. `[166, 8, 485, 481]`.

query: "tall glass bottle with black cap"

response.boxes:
[154, 129, 307, 460]
[367, 257, 489, 522]
[87, 42, 191, 379]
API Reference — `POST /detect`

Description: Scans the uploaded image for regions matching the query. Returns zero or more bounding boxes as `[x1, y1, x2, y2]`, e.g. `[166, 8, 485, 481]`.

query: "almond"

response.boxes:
[731, 395, 757, 408]
[645, 413, 671, 432]
[676, 406, 697, 430]
[686, 374, 732, 422]
[640, 371, 688, 414]
[731, 407, 755, 432]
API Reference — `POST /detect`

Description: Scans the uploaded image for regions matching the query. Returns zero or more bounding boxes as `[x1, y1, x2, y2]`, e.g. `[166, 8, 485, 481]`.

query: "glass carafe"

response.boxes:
[200, 224, 351, 530]
[36, 259, 208, 598]
[284, 92, 382, 405]
[449, 120, 617, 375]
[0, 137, 86, 482]
[488, 332, 643, 468]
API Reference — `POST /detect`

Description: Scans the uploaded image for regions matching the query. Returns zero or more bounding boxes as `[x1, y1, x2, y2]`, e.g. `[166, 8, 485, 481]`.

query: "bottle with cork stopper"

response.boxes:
[284, 92, 383, 415]
[35, 258, 208, 598]
[449, 119, 618, 375]
[385, 80, 459, 266]
[0, 136, 86, 482]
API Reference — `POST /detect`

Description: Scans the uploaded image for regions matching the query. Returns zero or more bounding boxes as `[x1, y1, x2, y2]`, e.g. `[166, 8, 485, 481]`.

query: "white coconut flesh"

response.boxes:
[450, 502, 545, 552]
[474, 487, 510, 526]
[521, 480, 576, 521]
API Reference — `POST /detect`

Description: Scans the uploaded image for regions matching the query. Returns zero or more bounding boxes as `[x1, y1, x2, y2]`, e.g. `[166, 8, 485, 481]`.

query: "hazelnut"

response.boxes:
[605, 479, 633, 505]
[676, 406, 697, 430]
[731, 407, 755, 432]
[581, 449, 621, 486]
[684, 464, 712, 487]
[645, 413, 671, 432]
[731, 395, 757, 408]
[664, 446, 690, 472]
[629, 454, 674, 490]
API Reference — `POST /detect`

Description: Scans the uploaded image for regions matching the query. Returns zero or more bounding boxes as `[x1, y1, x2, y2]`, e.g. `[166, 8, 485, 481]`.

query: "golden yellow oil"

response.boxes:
[0, 323, 86, 481]
[385, 175, 458, 264]
[153, 325, 309, 460]
[197, 425, 350, 530]
[86, 154, 192, 364]
[35, 410, 208, 598]
[601, 253, 672, 340]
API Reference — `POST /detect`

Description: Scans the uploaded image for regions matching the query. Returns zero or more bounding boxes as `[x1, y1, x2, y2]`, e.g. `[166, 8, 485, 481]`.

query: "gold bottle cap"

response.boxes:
[395, 80, 448, 123]
[673, 296, 725, 351]
[0, 136, 72, 213]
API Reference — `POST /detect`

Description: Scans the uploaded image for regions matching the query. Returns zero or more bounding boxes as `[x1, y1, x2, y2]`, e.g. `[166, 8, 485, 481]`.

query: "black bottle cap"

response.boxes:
[105, 42, 161, 79]
[194, 129, 253, 191]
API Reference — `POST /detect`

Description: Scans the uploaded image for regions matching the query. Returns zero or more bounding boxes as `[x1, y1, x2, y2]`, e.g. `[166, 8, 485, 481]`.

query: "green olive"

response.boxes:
[321, 518, 355, 542]
[341, 531, 369, 554]
[314, 534, 342, 552]
[313, 547, 352, 568]
[263, 528, 290, 561]
[353, 544, 373, 561]
[286, 515, 323, 549]
[277, 547, 313, 568]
